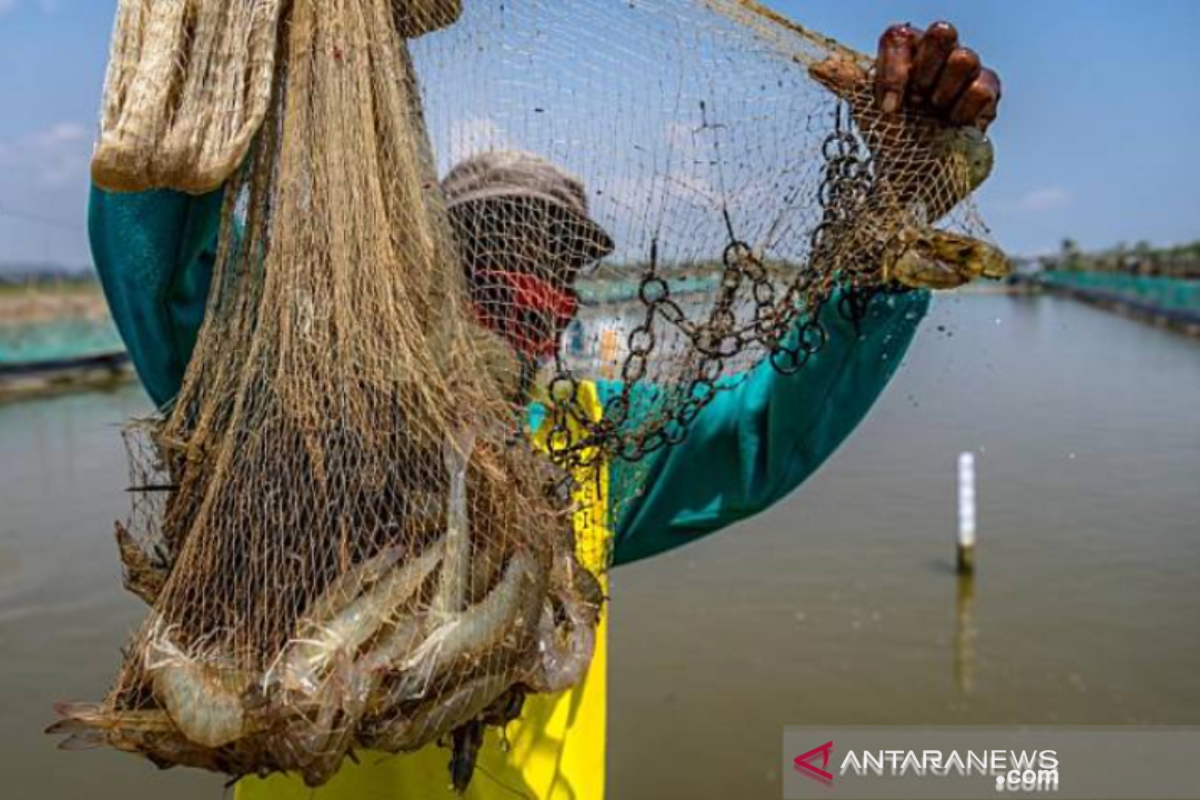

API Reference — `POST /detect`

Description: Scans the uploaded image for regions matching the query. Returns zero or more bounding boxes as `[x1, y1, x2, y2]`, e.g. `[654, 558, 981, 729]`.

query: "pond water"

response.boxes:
[1, 294, 1197, 800]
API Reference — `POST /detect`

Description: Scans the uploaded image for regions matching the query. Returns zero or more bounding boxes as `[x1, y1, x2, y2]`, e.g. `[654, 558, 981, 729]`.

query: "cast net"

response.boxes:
[409, 0, 1002, 473]
[50, 0, 1004, 789]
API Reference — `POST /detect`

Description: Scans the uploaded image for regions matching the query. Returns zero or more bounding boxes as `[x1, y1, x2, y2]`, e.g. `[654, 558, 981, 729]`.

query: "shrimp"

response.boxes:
[300, 543, 407, 631]
[144, 623, 256, 749]
[384, 550, 542, 705]
[369, 671, 517, 754]
[47, 703, 175, 748]
[431, 429, 477, 617]
[269, 650, 370, 787]
[527, 549, 603, 694]
[528, 602, 595, 694]
[358, 616, 425, 677]
[280, 538, 444, 695]
[47, 704, 227, 772]
[337, 614, 439, 730]
[343, 615, 426, 717]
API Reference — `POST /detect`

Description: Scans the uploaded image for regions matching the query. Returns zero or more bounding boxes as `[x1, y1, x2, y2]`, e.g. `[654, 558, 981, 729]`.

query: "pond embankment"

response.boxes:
[1020, 271, 1200, 338]
[0, 283, 130, 400]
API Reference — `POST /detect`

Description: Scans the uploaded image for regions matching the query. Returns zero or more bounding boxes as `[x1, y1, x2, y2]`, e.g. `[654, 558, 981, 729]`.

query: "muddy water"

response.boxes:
[2, 294, 1198, 800]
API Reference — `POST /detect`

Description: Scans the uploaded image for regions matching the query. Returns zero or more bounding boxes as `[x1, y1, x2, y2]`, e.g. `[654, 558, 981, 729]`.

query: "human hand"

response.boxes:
[875, 21, 1001, 131]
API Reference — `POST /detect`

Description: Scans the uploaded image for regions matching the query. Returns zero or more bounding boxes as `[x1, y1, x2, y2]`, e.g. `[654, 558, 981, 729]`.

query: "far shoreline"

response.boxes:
[0, 280, 110, 327]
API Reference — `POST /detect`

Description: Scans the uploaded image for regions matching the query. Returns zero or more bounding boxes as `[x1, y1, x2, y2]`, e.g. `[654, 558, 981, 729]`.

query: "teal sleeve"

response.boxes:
[608, 289, 930, 567]
[89, 185, 224, 409]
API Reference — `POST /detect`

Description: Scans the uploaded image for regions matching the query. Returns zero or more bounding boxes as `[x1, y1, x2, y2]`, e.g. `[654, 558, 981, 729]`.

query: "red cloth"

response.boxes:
[471, 269, 579, 358]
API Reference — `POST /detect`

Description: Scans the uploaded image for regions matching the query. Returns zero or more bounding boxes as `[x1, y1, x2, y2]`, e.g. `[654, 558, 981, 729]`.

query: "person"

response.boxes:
[88, 20, 1000, 800]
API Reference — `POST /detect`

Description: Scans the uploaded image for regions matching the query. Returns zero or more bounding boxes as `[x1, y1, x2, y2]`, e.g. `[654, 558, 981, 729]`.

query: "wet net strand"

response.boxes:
[51, 0, 1002, 788]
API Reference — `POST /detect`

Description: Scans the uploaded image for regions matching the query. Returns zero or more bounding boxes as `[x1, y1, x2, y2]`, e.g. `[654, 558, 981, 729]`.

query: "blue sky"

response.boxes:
[0, 0, 1197, 266]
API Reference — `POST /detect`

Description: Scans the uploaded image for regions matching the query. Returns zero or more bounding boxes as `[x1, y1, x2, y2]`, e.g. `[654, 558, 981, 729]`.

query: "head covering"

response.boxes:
[471, 269, 580, 358]
[442, 150, 615, 272]
[443, 151, 611, 359]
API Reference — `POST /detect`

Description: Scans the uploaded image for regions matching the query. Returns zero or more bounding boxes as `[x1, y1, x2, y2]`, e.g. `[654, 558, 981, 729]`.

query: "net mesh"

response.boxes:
[51, 0, 1004, 788]
[406, 0, 1000, 473]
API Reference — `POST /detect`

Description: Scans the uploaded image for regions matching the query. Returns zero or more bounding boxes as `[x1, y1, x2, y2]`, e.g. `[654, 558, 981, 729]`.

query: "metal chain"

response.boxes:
[546, 100, 884, 470]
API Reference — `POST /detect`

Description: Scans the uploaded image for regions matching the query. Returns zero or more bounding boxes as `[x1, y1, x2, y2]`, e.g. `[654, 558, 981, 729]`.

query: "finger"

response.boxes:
[930, 47, 982, 111]
[975, 95, 1000, 132]
[910, 21, 958, 103]
[950, 68, 1001, 128]
[976, 69, 1002, 131]
[876, 23, 920, 115]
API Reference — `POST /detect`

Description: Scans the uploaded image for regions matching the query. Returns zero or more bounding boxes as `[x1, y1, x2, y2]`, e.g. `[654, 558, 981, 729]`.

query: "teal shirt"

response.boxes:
[89, 186, 928, 566]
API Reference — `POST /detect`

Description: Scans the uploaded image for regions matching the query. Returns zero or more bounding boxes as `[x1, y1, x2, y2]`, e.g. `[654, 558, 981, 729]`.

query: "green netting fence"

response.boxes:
[1040, 271, 1200, 324]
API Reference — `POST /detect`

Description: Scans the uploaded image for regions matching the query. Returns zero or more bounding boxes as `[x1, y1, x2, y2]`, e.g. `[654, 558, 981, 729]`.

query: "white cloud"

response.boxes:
[0, 0, 61, 15]
[999, 186, 1072, 214]
[0, 121, 92, 188]
[31, 121, 88, 148]
[447, 116, 510, 166]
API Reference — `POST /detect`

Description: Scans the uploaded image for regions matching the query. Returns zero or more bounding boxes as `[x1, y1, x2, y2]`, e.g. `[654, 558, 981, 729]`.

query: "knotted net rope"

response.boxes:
[50, 0, 1004, 788]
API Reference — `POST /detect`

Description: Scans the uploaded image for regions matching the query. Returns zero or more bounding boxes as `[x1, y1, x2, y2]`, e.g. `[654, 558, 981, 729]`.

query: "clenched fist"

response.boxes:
[875, 21, 1001, 131]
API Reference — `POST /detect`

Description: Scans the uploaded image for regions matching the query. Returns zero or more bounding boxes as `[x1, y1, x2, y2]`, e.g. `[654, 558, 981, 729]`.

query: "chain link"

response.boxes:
[546, 100, 888, 470]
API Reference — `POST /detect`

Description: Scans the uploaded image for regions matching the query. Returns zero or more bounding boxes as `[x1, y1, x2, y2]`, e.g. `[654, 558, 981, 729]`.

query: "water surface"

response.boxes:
[1, 295, 1197, 800]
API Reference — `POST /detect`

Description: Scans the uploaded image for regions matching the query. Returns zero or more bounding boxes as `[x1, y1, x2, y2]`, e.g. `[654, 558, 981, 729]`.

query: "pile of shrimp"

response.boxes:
[48, 432, 603, 790]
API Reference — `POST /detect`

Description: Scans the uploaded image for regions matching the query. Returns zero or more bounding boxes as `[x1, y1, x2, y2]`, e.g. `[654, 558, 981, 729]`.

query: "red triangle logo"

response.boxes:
[794, 741, 834, 782]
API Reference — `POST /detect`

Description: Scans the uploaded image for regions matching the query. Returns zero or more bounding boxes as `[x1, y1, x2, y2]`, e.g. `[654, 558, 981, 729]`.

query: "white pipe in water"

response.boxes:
[957, 452, 977, 574]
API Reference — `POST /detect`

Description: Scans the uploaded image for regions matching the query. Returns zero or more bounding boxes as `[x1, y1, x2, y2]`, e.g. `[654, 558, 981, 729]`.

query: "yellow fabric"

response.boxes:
[236, 383, 610, 800]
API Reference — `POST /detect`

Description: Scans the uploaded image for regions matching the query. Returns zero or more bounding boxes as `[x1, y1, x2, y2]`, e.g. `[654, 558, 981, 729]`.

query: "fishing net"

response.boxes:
[408, 0, 1003, 473]
[51, 0, 1005, 789]
[91, 0, 285, 193]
